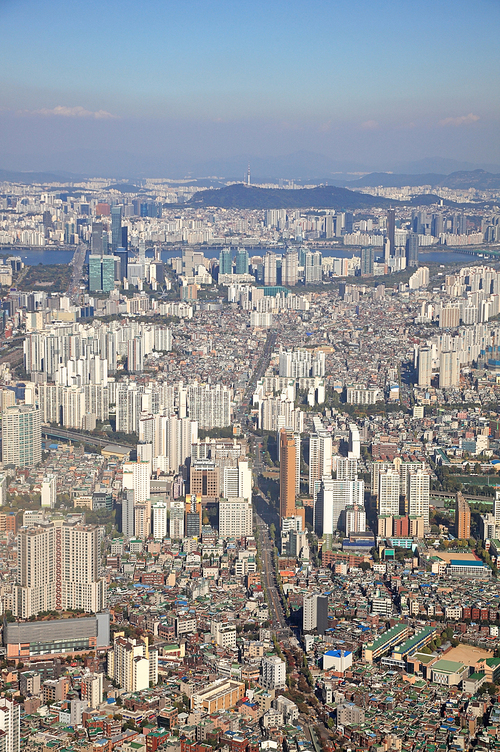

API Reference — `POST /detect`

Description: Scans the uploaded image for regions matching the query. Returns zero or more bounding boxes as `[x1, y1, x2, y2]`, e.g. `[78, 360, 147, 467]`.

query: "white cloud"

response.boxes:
[24, 105, 117, 120]
[439, 113, 480, 127]
[360, 119, 379, 130]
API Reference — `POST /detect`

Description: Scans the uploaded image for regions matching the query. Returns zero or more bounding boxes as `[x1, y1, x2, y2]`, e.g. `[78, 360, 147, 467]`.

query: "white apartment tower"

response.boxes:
[2, 405, 41, 468]
[418, 346, 432, 387]
[261, 656, 286, 690]
[14, 521, 106, 619]
[378, 469, 401, 517]
[0, 699, 20, 752]
[309, 430, 332, 495]
[41, 474, 57, 508]
[408, 469, 430, 526]
[152, 501, 168, 540]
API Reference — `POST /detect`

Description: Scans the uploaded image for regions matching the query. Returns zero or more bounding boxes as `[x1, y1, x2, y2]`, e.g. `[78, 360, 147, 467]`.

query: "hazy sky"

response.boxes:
[1, 0, 499, 175]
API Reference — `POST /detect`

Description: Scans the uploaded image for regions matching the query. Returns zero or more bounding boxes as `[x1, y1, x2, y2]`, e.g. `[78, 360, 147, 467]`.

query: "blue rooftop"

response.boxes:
[325, 649, 352, 657]
[450, 559, 485, 566]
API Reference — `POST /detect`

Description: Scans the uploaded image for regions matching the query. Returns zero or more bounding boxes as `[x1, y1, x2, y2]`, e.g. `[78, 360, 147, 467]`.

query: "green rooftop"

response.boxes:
[367, 623, 408, 651]
[395, 626, 436, 657]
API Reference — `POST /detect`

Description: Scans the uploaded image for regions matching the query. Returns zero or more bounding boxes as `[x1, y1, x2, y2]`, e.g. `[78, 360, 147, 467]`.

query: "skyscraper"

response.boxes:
[88, 255, 116, 293]
[361, 247, 374, 277]
[386, 208, 396, 256]
[120, 489, 135, 538]
[91, 222, 103, 254]
[111, 205, 122, 252]
[279, 429, 297, 520]
[219, 248, 233, 275]
[304, 251, 322, 284]
[2, 405, 41, 468]
[418, 346, 432, 387]
[455, 492, 471, 539]
[439, 350, 460, 388]
[282, 249, 298, 286]
[406, 233, 419, 268]
[264, 251, 277, 286]
[235, 248, 249, 275]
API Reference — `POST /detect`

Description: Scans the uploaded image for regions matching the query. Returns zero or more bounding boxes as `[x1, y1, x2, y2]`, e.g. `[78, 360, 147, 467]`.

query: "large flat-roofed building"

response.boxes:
[191, 678, 245, 713]
[363, 623, 410, 663]
[391, 626, 437, 663]
[447, 559, 491, 578]
[3, 613, 110, 659]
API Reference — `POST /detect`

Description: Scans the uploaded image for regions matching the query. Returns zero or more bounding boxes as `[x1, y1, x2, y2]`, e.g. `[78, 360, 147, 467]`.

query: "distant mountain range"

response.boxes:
[186, 184, 476, 210]
[344, 169, 500, 190]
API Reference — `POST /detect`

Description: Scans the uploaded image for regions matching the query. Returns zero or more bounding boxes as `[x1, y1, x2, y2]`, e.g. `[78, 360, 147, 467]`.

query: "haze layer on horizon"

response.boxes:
[1, 0, 499, 176]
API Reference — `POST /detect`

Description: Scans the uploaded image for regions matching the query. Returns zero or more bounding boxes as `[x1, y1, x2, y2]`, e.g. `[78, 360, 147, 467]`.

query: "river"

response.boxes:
[0, 246, 484, 267]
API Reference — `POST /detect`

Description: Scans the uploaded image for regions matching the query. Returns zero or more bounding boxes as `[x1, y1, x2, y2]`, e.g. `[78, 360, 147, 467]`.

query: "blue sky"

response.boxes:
[1, 0, 499, 174]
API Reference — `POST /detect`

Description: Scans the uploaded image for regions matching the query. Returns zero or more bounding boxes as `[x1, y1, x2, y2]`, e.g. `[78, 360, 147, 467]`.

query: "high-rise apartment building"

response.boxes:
[303, 593, 328, 634]
[261, 656, 286, 690]
[361, 246, 374, 277]
[279, 429, 297, 520]
[187, 383, 231, 428]
[309, 430, 332, 494]
[378, 469, 401, 517]
[264, 251, 277, 286]
[0, 699, 20, 752]
[282, 249, 298, 286]
[418, 346, 432, 387]
[315, 477, 364, 537]
[152, 501, 167, 540]
[169, 500, 185, 539]
[80, 673, 103, 709]
[108, 635, 157, 692]
[439, 350, 460, 388]
[386, 208, 396, 256]
[41, 474, 56, 508]
[2, 405, 41, 468]
[455, 492, 471, 539]
[122, 461, 151, 503]
[408, 469, 430, 526]
[14, 521, 106, 618]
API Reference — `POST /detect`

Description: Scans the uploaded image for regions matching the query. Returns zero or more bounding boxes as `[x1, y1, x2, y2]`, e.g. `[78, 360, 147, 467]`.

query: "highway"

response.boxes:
[234, 330, 277, 425]
[41, 427, 133, 454]
[255, 502, 290, 636]
[67, 243, 87, 300]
